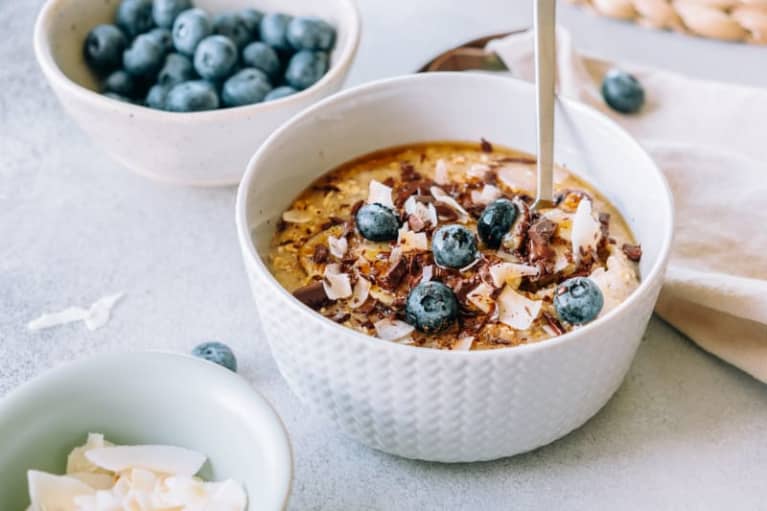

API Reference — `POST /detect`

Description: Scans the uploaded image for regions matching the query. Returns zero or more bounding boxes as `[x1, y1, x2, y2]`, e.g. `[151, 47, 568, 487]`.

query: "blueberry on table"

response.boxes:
[172, 8, 212, 56]
[192, 341, 237, 372]
[103, 92, 133, 103]
[260, 13, 293, 50]
[285, 50, 328, 90]
[193, 35, 238, 80]
[242, 42, 281, 79]
[102, 69, 136, 97]
[123, 33, 166, 77]
[601, 69, 645, 114]
[554, 277, 604, 325]
[165, 80, 219, 112]
[264, 85, 297, 101]
[355, 203, 400, 241]
[287, 16, 336, 51]
[152, 0, 192, 28]
[157, 52, 194, 86]
[406, 281, 459, 334]
[240, 9, 264, 38]
[477, 198, 517, 249]
[221, 68, 272, 107]
[213, 12, 251, 49]
[145, 83, 170, 109]
[432, 224, 479, 269]
[84, 24, 127, 72]
[115, 0, 154, 38]
[146, 27, 174, 53]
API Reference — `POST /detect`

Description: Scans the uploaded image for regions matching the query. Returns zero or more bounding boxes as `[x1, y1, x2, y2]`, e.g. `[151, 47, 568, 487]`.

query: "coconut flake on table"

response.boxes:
[430, 186, 469, 221]
[282, 209, 313, 224]
[367, 179, 394, 209]
[434, 159, 449, 185]
[467, 283, 495, 313]
[327, 235, 348, 258]
[498, 162, 537, 193]
[397, 224, 428, 252]
[27, 292, 124, 332]
[374, 318, 415, 341]
[497, 286, 543, 330]
[470, 184, 503, 205]
[466, 163, 491, 179]
[349, 276, 371, 309]
[571, 198, 602, 262]
[489, 262, 539, 287]
[322, 264, 353, 300]
[404, 195, 438, 230]
[588, 252, 639, 316]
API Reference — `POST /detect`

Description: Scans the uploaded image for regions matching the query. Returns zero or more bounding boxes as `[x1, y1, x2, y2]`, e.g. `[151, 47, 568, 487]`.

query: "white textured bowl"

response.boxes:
[33, 0, 360, 186]
[236, 73, 674, 462]
[0, 352, 292, 509]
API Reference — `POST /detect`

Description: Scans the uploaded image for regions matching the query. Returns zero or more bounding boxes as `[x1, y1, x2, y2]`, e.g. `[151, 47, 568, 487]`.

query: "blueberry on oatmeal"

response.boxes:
[432, 225, 479, 269]
[406, 281, 459, 334]
[554, 277, 604, 325]
[477, 198, 517, 249]
[355, 203, 400, 241]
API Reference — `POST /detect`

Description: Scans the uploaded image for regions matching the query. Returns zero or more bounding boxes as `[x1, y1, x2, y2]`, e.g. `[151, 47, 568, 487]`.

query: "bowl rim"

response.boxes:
[0, 350, 293, 509]
[235, 72, 675, 359]
[32, 0, 361, 121]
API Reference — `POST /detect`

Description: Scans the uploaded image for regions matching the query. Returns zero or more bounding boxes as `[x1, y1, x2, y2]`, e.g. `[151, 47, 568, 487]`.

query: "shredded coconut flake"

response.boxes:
[327, 235, 348, 258]
[434, 159, 449, 185]
[349, 277, 371, 309]
[431, 186, 469, 221]
[470, 184, 503, 205]
[367, 180, 394, 209]
[398, 229, 428, 252]
[404, 196, 438, 230]
[571, 198, 601, 262]
[498, 162, 537, 193]
[489, 263, 539, 287]
[453, 336, 475, 351]
[282, 209, 313, 223]
[467, 283, 495, 313]
[497, 287, 543, 330]
[322, 266, 352, 300]
[374, 319, 415, 341]
[421, 265, 434, 283]
[467, 163, 491, 178]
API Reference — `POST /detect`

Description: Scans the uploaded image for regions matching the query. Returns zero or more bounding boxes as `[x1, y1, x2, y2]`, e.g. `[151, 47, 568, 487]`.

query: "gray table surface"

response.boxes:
[2, 1, 766, 510]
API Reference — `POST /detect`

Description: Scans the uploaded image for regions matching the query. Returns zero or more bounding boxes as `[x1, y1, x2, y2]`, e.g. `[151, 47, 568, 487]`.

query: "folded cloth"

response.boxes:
[488, 29, 767, 383]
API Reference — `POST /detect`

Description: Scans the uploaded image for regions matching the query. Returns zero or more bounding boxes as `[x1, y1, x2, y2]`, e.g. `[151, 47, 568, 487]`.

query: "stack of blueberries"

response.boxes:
[83, 0, 336, 111]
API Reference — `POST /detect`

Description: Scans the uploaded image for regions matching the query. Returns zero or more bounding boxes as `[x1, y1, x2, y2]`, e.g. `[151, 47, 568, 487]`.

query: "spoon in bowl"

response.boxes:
[533, 0, 556, 210]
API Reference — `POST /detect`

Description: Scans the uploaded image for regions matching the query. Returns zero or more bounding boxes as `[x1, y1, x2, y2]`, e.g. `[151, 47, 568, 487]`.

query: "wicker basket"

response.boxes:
[567, 0, 767, 44]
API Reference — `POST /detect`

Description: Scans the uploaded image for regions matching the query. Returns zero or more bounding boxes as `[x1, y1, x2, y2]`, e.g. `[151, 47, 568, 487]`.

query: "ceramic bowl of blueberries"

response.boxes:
[236, 72, 674, 462]
[33, 0, 361, 186]
[0, 351, 292, 509]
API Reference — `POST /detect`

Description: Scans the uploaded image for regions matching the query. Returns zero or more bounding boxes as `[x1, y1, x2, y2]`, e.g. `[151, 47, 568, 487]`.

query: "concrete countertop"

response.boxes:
[1, 1, 765, 509]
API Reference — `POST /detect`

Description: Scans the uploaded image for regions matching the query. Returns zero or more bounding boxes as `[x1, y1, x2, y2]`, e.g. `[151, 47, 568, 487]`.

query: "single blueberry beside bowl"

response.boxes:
[264, 85, 297, 101]
[286, 16, 336, 51]
[213, 12, 251, 49]
[102, 69, 136, 97]
[601, 69, 645, 114]
[284, 50, 328, 90]
[165, 80, 219, 112]
[115, 0, 154, 38]
[355, 203, 400, 241]
[242, 42, 281, 79]
[260, 13, 293, 50]
[145, 83, 170, 109]
[477, 198, 517, 249]
[172, 8, 212, 56]
[152, 0, 192, 28]
[554, 277, 604, 325]
[146, 27, 174, 53]
[193, 35, 238, 80]
[84, 24, 127, 72]
[240, 9, 264, 38]
[221, 68, 272, 107]
[157, 52, 194, 86]
[123, 33, 166, 77]
[405, 281, 459, 334]
[432, 224, 479, 269]
[192, 341, 237, 372]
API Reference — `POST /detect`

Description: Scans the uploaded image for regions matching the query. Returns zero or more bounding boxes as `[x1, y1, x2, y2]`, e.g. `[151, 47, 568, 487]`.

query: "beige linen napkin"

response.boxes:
[488, 29, 767, 383]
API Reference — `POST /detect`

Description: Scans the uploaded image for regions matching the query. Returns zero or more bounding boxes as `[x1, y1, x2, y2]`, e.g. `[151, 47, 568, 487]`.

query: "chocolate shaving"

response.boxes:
[275, 218, 287, 232]
[330, 311, 351, 323]
[400, 161, 422, 181]
[542, 312, 565, 336]
[480, 138, 493, 153]
[527, 218, 557, 278]
[320, 215, 346, 231]
[379, 256, 408, 290]
[434, 203, 459, 221]
[382, 176, 396, 188]
[312, 244, 329, 263]
[356, 298, 377, 314]
[312, 184, 341, 192]
[622, 243, 643, 262]
[496, 155, 537, 164]
[292, 282, 329, 310]
[350, 200, 364, 216]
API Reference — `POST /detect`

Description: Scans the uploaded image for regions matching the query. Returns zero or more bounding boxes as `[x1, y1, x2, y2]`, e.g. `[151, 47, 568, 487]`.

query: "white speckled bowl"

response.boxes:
[0, 352, 292, 509]
[236, 73, 674, 462]
[33, 0, 360, 186]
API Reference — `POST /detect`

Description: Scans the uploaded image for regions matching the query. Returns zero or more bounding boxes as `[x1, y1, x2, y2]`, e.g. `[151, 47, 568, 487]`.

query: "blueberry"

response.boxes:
[260, 13, 292, 50]
[405, 281, 459, 333]
[264, 85, 297, 101]
[157, 52, 194, 86]
[145, 83, 170, 109]
[601, 69, 645, 114]
[115, 0, 154, 38]
[284, 50, 328, 90]
[102, 69, 136, 97]
[240, 9, 263, 38]
[152, 0, 192, 28]
[192, 341, 237, 372]
[286, 16, 336, 51]
[432, 225, 479, 269]
[554, 277, 604, 325]
[165, 80, 219, 111]
[193, 35, 238, 80]
[172, 8, 212, 56]
[84, 24, 127, 71]
[477, 198, 517, 249]
[123, 33, 166, 77]
[221, 68, 271, 107]
[213, 12, 251, 49]
[355, 203, 400, 241]
[241, 42, 280, 79]
[103, 92, 133, 103]
[146, 27, 173, 53]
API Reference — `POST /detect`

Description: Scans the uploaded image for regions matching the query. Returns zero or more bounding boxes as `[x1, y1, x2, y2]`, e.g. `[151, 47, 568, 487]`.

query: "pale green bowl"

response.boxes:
[0, 352, 292, 510]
